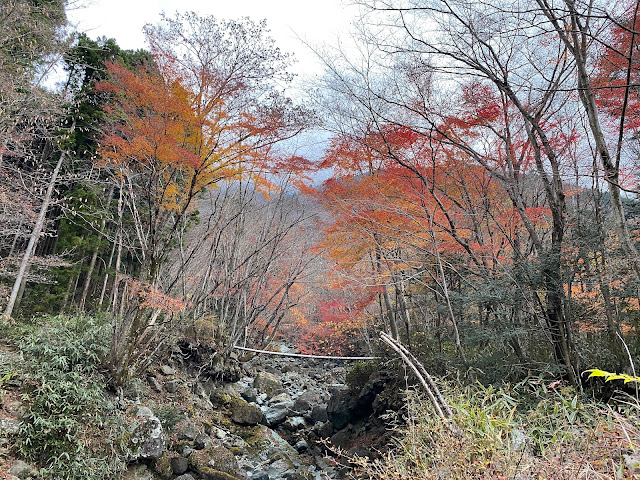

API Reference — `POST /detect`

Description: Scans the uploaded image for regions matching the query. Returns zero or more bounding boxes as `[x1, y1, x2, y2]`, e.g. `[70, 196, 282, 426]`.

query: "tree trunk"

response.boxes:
[4, 152, 65, 318]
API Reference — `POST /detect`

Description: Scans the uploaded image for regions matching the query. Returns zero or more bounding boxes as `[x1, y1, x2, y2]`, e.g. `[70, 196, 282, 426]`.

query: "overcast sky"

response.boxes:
[68, 0, 359, 82]
[65, 1, 361, 166]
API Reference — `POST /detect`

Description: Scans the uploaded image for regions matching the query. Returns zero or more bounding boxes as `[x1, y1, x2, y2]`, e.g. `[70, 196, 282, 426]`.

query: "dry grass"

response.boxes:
[338, 382, 640, 479]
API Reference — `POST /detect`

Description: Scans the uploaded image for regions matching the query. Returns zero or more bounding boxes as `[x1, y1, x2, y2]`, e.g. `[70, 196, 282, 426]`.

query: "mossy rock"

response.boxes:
[346, 361, 380, 393]
[200, 418, 213, 435]
[230, 398, 265, 425]
[269, 451, 294, 465]
[153, 451, 176, 479]
[240, 425, 269, 451]
[253, 372, 284, 397]
[210, 389, 233, 406]
[188, 441, 243, 477]
[240, 425, 298, 458]
[199, 466, 245, 480]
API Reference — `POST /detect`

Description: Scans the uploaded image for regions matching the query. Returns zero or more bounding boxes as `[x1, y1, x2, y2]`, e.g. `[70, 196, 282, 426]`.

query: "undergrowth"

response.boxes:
[13, 315, 125, 480]
[344, 377, 640, 479]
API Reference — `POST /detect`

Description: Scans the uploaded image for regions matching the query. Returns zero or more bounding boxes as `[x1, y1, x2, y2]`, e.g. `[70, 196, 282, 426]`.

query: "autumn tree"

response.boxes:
[96, 13, 310, 382]
[310, 0, 640, 383]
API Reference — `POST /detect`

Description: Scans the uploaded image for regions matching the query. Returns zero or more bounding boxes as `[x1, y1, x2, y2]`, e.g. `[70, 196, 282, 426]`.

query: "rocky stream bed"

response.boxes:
[1, 343, 400, 480]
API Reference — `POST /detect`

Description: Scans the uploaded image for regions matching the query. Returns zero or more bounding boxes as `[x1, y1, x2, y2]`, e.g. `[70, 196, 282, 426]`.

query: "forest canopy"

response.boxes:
[1, 0, 640, 387]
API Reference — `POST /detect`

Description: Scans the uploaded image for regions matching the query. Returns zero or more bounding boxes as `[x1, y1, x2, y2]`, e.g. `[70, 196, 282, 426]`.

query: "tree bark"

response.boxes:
[4, 152, 65, 318]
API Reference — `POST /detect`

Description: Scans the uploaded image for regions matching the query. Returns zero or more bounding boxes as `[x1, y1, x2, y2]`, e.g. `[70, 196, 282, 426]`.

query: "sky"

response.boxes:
[65, 0, 361, 165]
[67, 0, 359, 82]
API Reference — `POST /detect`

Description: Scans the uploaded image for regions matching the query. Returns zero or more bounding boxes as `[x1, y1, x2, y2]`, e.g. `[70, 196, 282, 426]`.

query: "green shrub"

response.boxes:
[153, 405, 185, 433]
[15, 315, 124, 480]
[346, 360, 380, 392]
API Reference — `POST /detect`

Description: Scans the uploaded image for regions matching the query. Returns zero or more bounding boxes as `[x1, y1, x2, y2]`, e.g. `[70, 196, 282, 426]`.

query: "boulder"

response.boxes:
[147, 376, 162, 392]
[0, 418, 20, 435]
[175, 475, 196, 480]
[294, 439, 308, 452]
[250, 472, 269, 480]
[165, 379, 179, 393]
[171, 456, 189, 475]
[177, 423, 198, 441]
[283, 416, 306, 431]
[8, 460, 38, 479]
[292, 392, 314, 413]
[310, 405, 328, 423]
[262, 400, 292, 426]
[188, 441, 246, 479]
[160, 365, 176, 375]
[243, 425, 297, 458]
[231, 398, 265, 426]
[4, 400, 26, 418]
[327, 389, 352, 430]
[127, 408, 166, 460]
[240, 387, 257, 404]
[123, 463, 155, 480]
[254, 372, 284, 397]
[268, 392, 292, 405]
[199, 467, 246, 480]
[330, 428, 352, 448]
[195, 432, 213, 449]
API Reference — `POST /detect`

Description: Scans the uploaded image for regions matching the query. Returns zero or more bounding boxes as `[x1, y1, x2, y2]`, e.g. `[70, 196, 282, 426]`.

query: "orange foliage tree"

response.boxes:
[96, 13, 310, 382]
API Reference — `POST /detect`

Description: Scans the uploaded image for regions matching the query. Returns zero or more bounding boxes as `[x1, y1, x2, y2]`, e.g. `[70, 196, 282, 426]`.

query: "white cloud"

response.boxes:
[68, 0, 358, 80]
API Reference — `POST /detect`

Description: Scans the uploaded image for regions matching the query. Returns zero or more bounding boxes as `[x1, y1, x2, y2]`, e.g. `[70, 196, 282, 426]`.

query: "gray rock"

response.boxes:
[254, 371, 284, 397]
[188, 442, 247, 479]
[4, 400, 25, 418]
[510, 428, 530, 452]
[327, 389, 351, 430]
[240, 387, 258, 403]
[310, 405, 328, 423]
[194, 432, 213, 449]
[164, 379, 179, 393]
[160, 365, 175, 375]
[232, 399, 265, 425]
[262, 401, 292, 426]
[294, 439, 308, 452]
[0, 418, 20, 435]
[136, 406, 154, 418]
[232, 437, 247, 449]
[171, 456, 189, 475]
[178, 423, 197, 441]
[283, 416, 306, 431]
[123, 463, 155, 480]
[251, 472, 270, 480]
[147, 376, 162, 392]
[268, 392, 292, 405]
[128, 410, 166, 460]
[284, 473, 307, 480]
[9, 460, 38, 478]
[268, 459, 294, 477]
[317, 421, 334, 438]
[330, 428, 351, 448]
[175, 475, 196, 480]
[293, 397, 311, 413]
[247, 425, 297, 457]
